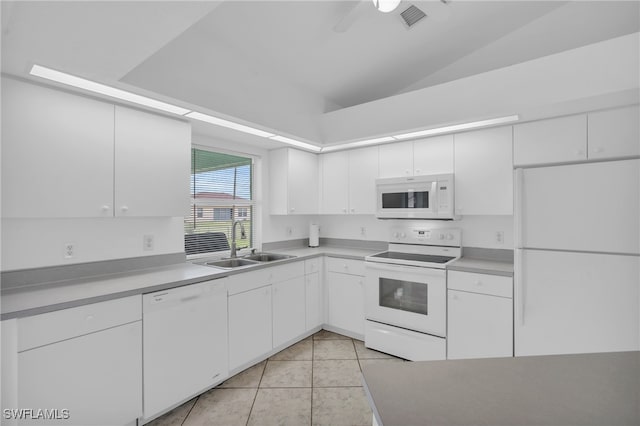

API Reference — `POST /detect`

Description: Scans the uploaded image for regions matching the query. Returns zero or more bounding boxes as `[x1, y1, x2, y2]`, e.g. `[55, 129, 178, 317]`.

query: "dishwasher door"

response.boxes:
[143, 278, 228, 420]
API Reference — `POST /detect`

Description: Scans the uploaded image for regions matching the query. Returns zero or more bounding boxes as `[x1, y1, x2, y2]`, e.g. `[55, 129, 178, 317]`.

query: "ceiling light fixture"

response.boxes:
[186, 111, 275, 138]
[29, 64, 191, 116]
[321, 136, 397, 152]
[373, 0, 402, 13]
[394, 115, 520, 140]
[269, 135, 322, 152]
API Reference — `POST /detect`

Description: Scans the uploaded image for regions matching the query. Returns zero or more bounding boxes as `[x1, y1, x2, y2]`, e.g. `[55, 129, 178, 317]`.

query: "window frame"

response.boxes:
[186, 144, 260, 260]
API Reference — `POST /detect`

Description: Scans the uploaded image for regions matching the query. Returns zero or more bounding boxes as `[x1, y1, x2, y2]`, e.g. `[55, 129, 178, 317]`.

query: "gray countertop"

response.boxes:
[447, 257, 514, 276]
[362, 351, 640, 426]
[1, 246, 379, 320]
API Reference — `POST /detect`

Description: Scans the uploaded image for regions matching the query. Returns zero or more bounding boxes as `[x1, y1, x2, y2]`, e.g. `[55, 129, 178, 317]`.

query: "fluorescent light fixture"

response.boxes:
[269, 135, 322, 152]
[29, 64, 191, 116]
[185, 111, 275, 138]
[322, 136, 397, 152]
[394, 115, 520, 140]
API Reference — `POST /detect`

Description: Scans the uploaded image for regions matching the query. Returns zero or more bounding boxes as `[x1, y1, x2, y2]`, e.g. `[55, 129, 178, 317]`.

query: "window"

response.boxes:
[185, 148, 253, 255]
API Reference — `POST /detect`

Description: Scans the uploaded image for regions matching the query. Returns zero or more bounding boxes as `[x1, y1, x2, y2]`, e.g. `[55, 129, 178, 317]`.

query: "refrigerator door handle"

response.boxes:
[514, 168, 524, 248]
[515, 248, 525, 326]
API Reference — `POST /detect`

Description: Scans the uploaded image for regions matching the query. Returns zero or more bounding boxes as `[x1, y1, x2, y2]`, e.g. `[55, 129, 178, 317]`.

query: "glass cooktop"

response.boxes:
[370, 252, 455, 264]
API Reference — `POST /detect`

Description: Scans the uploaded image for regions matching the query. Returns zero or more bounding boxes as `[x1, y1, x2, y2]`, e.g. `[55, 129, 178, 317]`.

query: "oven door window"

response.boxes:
[381, 191, 429, 209]
[379, 278, 427, 315]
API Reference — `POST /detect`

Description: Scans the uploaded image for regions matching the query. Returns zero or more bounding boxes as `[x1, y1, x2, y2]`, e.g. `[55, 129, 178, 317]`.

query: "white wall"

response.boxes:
[317, 215, 514, 249]
[1, 217, 184, 271]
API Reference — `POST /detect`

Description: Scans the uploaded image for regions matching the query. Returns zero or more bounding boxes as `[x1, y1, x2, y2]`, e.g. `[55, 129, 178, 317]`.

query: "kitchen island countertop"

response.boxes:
[362, 351, 639, 426]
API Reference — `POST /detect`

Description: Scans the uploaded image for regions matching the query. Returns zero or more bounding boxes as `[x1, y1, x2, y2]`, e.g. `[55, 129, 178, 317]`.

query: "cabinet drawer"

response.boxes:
[18, 295, 141, 352]
[448, 271, 512, 298]
[227, 261, 305, 295]
[326, 257, 365, 276]
[305, 257, 321, 275]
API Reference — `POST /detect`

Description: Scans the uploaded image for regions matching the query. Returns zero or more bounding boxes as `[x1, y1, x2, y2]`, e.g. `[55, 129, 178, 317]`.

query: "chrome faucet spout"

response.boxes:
[230, 220, 246, 258]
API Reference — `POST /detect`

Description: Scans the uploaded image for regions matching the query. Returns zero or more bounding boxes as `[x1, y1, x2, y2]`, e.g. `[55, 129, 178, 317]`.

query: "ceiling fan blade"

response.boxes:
[333, 0, 371, 33]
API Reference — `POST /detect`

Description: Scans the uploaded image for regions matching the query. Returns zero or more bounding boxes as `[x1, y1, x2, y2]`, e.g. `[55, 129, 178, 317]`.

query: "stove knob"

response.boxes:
[447, 233, 454, 240]
[438, 234, 445, 240]
[393, 232, 399, 238]
[400, 232, 406, 238]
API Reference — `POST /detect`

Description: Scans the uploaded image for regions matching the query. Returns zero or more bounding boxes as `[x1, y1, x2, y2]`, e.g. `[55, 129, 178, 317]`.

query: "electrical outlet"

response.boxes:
[143, 234, 155, 251]
[495, 231, 504, 244]
[286, 226, 293, 236]
[360, 227, 366, 236]
[64, 242, 75, 258]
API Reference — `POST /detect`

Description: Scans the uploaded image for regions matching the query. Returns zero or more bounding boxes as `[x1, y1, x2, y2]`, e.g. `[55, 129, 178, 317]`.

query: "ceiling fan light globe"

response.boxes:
[373, 0, 402, 13]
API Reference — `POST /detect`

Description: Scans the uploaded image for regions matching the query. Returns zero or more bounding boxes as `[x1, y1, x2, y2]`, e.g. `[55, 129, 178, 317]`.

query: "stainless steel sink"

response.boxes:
[205, 258, 259, 269]
[242, 252, 296, 262]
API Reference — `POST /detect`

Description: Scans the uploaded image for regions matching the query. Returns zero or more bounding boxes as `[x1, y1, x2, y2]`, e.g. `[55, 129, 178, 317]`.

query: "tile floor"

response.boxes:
[148, 330, 404, 426]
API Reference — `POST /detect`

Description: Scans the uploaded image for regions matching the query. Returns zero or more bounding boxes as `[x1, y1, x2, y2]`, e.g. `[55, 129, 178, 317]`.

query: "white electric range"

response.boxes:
[364, 225, 461, 361]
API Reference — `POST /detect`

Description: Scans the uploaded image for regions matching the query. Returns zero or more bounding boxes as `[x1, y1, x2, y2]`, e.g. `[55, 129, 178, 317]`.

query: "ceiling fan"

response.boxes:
[333, 0, 450, 33]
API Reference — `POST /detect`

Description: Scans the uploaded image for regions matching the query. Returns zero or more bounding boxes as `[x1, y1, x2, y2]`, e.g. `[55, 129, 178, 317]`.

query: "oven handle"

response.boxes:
[364, 261, 446, 277]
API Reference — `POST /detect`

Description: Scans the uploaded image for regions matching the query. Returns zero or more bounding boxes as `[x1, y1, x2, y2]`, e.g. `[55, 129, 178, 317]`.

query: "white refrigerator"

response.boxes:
[514, 159, 640, 356]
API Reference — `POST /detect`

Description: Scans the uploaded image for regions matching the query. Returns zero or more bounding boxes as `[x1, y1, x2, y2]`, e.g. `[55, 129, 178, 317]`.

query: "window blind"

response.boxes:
[184, 148, 253, 255]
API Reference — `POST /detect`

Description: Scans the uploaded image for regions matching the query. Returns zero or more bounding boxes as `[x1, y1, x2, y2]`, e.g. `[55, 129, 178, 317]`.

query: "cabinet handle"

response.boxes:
[405, 170, 410, 175]
[121, 205, 129, 212]
[290, 207, 295, 213]
[350, 208, 355, 213]
[342, 208, 347, 213]
[415, 169, 421, 174]
[101, 205, 110, 212]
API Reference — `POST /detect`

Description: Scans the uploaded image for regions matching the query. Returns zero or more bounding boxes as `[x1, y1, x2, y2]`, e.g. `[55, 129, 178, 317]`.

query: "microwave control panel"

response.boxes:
[389, 227, 461, 246]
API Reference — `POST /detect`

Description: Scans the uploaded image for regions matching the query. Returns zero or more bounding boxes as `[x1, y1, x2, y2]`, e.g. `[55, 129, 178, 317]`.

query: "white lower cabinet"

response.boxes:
[447, 271, 513, 360]
[228, 285, 273, 371]
[327, 270, 365, 337]
[273, 277, 306, 348]
[16, 296, 142, 426]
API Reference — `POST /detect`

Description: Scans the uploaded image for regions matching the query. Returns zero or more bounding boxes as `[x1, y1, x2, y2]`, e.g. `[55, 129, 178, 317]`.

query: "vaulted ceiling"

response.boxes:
[2, 1, 639, 149]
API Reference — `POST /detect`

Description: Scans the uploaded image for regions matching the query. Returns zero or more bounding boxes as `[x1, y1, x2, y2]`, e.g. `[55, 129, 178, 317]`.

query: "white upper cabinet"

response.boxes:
[1, 78, 114, 218]
[269, 148, 319, 215]
[513, 114, 587, 166]
[412, 135, 454, 175]
[1, 78, 191, 219]
[454, 126, 513, 215]
[378, 141, 413, 178]
[114, 106, 190, 217]
[348, 146, 379, 214]
[321, 147, 379, 215]
[588, 105, 639, 159]
[320, 151, 350, 214]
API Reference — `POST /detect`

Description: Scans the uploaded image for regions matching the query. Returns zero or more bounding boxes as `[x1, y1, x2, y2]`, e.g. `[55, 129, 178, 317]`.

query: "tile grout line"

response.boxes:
[245, 361, 267, 426]
[180, 396, 199, 426]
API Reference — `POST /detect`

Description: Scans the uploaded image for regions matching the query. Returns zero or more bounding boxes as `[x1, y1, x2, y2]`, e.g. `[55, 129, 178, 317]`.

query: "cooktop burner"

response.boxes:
[370, 252, 455, 264]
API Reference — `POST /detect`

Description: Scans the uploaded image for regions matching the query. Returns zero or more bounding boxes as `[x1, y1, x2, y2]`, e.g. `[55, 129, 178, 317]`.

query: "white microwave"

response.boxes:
[375, 174, 455, 220]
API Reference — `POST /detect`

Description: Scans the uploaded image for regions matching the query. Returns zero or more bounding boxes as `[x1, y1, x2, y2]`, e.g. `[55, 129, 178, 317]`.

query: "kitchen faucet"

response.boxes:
[230, 220, 246, 258]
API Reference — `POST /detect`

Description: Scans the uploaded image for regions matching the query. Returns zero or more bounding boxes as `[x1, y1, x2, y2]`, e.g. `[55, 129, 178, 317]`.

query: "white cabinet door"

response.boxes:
[447, 290, 513, 360]
[321, 151, 349, 214]
[378, 141, 413, 178]
[327, 271, 364, 336]
[1, 77, 114, 218]
[18, 321, 142, 426]
[515, 250, 639, 356]
[513, 114, 587, 166]
[348, 146, 379, 214]
[228, 286, 272, 370]
[287, 149, 319, 214]
[114, 106, 190, 217]
[413, 135, 454, 176]
[305, 272, 322, 331]
[454, 126, 513, 215]
[588, 105, 640, 159]
[273, 277, 306, 348]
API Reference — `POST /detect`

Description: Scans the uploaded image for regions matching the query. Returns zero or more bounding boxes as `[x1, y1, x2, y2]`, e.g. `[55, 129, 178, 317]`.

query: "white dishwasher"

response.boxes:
[143, 278, 229, 421]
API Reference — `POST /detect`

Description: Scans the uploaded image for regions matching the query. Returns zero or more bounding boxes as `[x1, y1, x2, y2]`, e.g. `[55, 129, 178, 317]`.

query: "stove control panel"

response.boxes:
[390, 227, 461, 247]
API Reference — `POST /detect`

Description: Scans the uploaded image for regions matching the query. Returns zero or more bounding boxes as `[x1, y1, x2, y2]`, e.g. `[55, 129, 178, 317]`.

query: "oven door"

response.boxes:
[365, 262, 446, 336]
